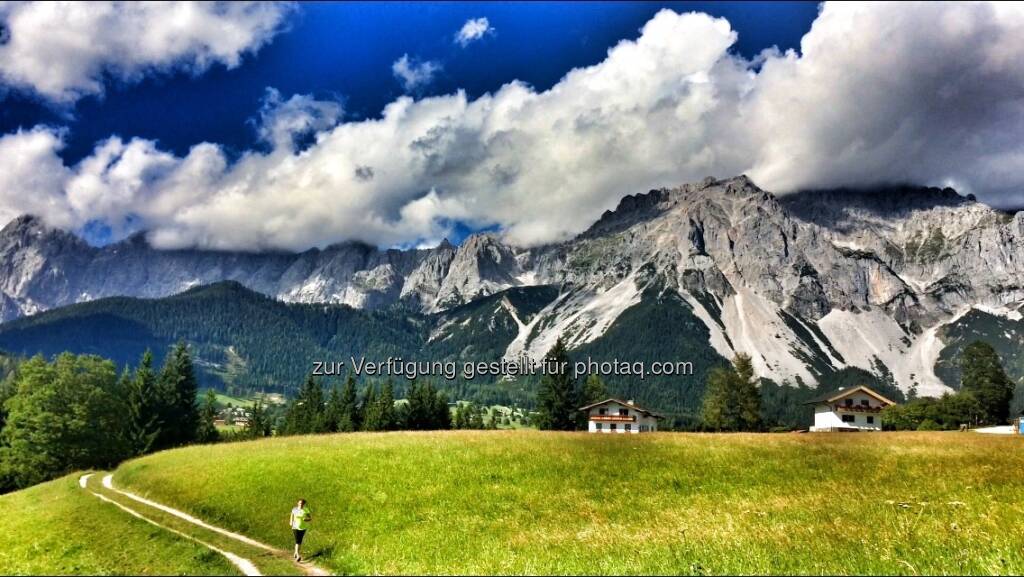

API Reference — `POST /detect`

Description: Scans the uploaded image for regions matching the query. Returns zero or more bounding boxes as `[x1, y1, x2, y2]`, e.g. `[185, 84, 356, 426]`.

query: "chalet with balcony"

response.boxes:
[580, 398, 662, 433]
[806, 385, 896, 432]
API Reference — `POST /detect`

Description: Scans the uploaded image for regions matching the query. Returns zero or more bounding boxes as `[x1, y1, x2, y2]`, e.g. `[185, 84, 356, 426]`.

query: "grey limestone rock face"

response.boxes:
[2, 177, 1022, 395]
[4, 177, 1021, 327]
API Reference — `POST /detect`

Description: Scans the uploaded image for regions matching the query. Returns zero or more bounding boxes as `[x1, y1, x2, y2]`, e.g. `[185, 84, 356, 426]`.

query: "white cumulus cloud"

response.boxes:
[455, 17, 494, 47]
[391, 54, 441, 92]
[2, 3, 1024, 252]
[0, 1, 293, 103]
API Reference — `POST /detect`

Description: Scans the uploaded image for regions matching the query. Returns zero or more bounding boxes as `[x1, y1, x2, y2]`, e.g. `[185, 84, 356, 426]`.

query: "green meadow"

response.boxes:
[118, 431, 1024, 575]
[3, 431, 1024, 575]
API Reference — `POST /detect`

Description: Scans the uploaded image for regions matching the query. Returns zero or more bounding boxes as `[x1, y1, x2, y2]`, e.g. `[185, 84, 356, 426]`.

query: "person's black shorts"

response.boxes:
[293, 529, 306, 545]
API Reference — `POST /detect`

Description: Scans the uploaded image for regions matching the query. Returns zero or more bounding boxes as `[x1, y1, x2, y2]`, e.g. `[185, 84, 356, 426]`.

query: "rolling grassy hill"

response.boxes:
[4, 431, 1021, 575]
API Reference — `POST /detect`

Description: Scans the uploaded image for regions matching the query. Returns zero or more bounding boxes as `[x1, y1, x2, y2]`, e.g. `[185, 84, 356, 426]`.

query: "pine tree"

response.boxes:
[125, 350, 161, 455]
[324, 383, 344, 432]
[734, 353, 762, 431]
[361, 385, 382, 431]
[535, 337, 578, 430]
[577, 374, 609, 428]
[338, 373, 360, 432]
[959, 341, 1015, 425]
[196, 389, 220, 443]
[284, 375, 326, 435]
[155, 342, 200, 449]
[405, 381, 450, 430]
[453, 402, 468, 429]
[582, 374, 609, 405]
[701, 354, 761, 431]
[701, 366, 735, 431]
[378, 381, 396, 431]
[432, 386, 452, 430]
[245, 396, 273, 438]
[468, 403, 485, 429]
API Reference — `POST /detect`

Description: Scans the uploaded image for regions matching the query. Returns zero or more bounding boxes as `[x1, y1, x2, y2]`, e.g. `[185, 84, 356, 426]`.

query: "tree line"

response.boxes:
[533, 336, 763, 432]
[0, 343, 212, 492]
[534, 336, 1019, 433]
[883, 341, 1017, 430]
[276, 375, 452, 435]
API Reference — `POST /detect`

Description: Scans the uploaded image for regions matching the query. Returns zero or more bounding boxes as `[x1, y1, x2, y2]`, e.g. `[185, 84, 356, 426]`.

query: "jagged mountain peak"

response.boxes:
[1, 214, 76, 243]
[3, 176, 1024, 399]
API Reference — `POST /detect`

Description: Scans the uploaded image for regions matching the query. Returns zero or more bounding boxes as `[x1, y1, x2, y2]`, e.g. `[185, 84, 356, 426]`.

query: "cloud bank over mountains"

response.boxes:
[0, 1, 292, 103]
[1, 2, 1024, 251]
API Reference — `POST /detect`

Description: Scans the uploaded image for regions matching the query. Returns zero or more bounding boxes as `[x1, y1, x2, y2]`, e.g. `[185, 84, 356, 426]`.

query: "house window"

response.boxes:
[841, 414, 856, 423]
[861, 399, 869, 407]
[625, 424, 632, 432]
[595, 422, 602, 430]
[599, 408, 607, 415]
[619, 408, 629, 416]
[844, 399, 853, 407]
[610, 424, 617, 431]
[866, 416, 874, 424]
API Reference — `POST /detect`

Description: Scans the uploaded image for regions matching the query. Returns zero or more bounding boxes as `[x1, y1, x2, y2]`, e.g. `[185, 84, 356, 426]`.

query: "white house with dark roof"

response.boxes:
[579, 398, 662, 433]
[806, 385, 896, 432]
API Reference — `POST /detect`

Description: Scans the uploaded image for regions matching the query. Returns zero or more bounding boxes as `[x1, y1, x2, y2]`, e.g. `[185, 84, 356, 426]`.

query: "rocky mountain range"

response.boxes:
[3, 175, 1023, 397]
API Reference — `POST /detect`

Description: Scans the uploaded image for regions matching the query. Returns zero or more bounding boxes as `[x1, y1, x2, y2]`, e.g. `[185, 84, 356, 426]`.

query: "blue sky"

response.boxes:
[1, 2, 1021, 252]
[1, 2, 819, 166]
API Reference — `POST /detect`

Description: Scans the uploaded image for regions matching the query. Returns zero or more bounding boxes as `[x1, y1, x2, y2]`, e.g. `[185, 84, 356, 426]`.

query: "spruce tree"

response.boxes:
[405, 380, 429, 429]
[701, 366, 735, 431]
[361, 385, 381, 431]
[582, 374, 609, 405]
[284, 375, 326, 435]
[196, 389, 220, 443]
[734, 353, 762, 431]
[453, 402, 468, 429]
[701, 354, 761, 431]
[959, 341, 1014, 425]
[125, 350, 161, 455]
[324, 383, 344, 432]
[156, 342, 200, 449]
[432, 385, 452, 430]
[338, 373, 360, 432]
[245, 397, 273, 439]
[578, 374, 609, 428]
[378, 381, 396, 431]
[535, 337, 578, 430]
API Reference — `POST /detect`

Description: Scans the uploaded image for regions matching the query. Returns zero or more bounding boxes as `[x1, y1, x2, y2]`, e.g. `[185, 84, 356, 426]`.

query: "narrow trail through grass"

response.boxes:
[0, 474, 235, 575]
[79, 473, 329, 576]
[80, 474, 260, 576]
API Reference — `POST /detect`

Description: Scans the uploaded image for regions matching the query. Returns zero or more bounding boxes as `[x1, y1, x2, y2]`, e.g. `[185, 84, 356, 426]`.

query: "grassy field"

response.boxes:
[100, 431, 1024, 575]
[0, 474, 234, 575]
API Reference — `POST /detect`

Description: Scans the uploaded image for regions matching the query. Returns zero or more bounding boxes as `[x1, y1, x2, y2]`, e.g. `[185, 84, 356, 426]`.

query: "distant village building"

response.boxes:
[579, 399, 662, 433]
[806, 386, 896, 432]
[217, 406, 252, 429]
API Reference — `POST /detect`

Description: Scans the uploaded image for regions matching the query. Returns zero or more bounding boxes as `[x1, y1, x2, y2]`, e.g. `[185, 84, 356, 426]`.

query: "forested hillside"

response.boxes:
[0, 281, 916, 428]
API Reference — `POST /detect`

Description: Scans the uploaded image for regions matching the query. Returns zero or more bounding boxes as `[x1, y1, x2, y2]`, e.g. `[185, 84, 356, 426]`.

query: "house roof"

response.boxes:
[803, 385, 897, 406]
[578, 398, 664, 419]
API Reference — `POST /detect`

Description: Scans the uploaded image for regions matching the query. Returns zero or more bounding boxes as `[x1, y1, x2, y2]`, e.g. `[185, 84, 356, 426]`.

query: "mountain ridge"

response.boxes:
[4, 176, 1024, 397]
